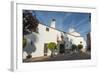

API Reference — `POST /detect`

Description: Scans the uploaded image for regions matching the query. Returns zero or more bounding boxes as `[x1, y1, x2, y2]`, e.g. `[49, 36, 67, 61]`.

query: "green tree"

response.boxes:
[47, 42, 57, 57]
[23, 10, 39, 35]
[77, 44, 83, 50]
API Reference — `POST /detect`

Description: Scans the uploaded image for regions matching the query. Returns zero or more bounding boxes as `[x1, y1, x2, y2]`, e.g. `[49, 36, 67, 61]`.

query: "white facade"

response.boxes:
[23, 19, 62, 59]
[31, 23, 61, 58]
[23, 20, 87, 59]
[64, 28, 86, 51]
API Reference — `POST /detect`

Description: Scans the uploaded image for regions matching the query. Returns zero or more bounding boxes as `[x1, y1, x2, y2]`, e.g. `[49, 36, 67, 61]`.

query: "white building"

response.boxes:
[23, 19, 86, 59]
[64, 28, 86, 51]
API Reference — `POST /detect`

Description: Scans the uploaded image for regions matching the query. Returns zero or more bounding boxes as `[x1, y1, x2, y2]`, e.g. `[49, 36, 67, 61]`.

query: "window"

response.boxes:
[46, 27, 49, 31]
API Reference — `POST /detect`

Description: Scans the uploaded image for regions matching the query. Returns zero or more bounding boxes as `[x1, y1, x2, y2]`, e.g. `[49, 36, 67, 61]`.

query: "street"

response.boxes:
[23, 51, 91, 62]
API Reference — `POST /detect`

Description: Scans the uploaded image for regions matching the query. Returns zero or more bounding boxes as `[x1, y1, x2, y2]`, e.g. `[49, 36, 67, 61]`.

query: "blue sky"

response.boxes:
[32, 10, 91, 38]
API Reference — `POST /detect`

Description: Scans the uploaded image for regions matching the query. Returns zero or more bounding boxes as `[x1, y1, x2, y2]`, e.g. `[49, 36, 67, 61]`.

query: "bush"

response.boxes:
[77, 44, 83, 50]
[47, 42, 57, 52]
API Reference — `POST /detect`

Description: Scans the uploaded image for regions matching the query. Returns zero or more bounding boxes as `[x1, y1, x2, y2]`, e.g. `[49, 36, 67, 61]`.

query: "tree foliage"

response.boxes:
[23, 10, 39, 35]
[47, 42, 57, 57]
[77, 44, 83, 49]
[47, 42, 57, 52]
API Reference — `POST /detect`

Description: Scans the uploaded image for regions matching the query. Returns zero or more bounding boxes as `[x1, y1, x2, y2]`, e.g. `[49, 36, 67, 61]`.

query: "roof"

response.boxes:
[39, 22, 83, 37]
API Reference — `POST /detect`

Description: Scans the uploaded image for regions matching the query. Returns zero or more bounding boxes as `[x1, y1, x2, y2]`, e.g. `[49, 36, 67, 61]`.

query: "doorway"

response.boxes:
[44, 43, 48, 56]
[59, 44, 65, 54]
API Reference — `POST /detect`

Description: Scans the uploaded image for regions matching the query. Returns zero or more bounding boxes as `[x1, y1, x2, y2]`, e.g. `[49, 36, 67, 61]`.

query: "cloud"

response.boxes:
[75, 17, 88, 27]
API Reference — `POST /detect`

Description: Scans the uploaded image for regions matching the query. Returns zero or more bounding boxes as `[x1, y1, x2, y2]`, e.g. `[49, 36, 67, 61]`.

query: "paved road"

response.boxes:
[46, 52, 90, 61]
[23, 51, 91, 62]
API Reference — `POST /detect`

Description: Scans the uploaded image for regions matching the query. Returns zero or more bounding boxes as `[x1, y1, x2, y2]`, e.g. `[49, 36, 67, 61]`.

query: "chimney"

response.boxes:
[50, 19, 56, 28]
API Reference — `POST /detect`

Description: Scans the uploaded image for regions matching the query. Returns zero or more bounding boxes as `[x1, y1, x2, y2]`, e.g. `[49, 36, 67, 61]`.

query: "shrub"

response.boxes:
[47, 42, 57, 57]
[77, 44, 83, 50]
[47, 42, 57, 52]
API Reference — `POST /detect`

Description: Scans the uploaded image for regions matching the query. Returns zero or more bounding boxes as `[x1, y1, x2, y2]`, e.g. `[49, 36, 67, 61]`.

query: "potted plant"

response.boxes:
[77, 44, 83, 51]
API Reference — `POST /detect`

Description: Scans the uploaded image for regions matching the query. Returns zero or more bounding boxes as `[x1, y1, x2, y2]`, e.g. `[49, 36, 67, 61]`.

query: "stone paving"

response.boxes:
[23, 51, 91, 62]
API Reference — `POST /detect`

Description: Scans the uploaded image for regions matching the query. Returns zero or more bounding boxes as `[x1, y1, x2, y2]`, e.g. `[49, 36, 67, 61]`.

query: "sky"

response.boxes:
[32, 10, 91, 38]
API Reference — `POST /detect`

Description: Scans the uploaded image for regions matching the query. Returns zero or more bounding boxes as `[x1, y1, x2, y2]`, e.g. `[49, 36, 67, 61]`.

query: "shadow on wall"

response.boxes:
[23, 32, 39, 55]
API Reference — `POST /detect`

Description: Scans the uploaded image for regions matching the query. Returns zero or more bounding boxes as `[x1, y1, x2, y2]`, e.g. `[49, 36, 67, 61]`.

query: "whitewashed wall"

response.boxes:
[31, 23, 62, 57]
[66, 32, 86, 50]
